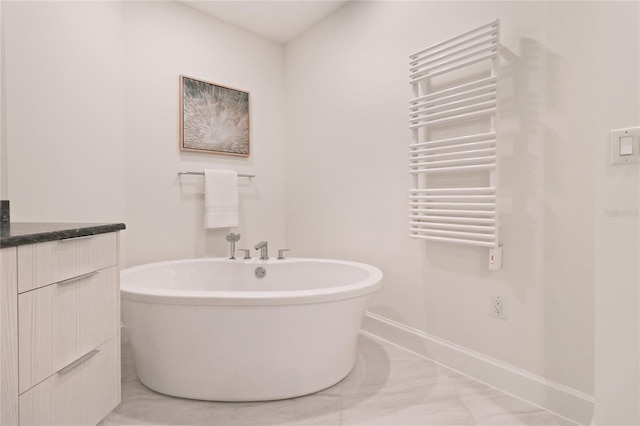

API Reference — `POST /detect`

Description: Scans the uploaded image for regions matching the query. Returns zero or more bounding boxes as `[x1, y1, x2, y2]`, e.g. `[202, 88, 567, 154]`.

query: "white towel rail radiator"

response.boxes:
[409, 20, 501, 252]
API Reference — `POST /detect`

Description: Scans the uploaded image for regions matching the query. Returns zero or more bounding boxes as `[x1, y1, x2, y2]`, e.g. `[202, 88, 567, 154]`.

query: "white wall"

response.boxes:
[285, 1, 639, 413]
[4, 1, 126, 223]
[0, 0, 7, 201]
[3, 1, 287, 268]
[593, 4, 640, 424]
[122, 1, 286, 267]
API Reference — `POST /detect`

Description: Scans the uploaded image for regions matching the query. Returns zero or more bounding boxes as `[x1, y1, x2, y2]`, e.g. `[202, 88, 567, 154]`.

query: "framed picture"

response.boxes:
[179, 75, 250, 157]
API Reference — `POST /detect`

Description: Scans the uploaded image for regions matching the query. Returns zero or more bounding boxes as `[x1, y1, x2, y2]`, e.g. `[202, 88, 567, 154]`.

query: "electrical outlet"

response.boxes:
[491, 296, 508, 320]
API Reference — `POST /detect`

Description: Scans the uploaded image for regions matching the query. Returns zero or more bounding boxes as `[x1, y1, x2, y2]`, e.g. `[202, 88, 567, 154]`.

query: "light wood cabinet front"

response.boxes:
[1, 230, 121, 426]
[1, 247, 19, 425]
[17, 233, 117, 293]
[19, 337, 121, 426]
[18, 266, 119, 393]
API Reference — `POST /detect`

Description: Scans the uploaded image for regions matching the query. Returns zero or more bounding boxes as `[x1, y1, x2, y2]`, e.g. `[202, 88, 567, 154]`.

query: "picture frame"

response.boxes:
[179, 75, 250, 157]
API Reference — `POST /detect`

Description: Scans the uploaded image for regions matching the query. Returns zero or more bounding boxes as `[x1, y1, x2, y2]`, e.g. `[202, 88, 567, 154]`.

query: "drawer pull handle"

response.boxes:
[58, 350, 99, 375]
[60, 234, 96, 242]
[58, 271, 99, 285]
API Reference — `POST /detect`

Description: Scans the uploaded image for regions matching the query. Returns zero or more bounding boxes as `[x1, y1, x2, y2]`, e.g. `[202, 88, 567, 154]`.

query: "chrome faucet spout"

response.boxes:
[254, 241, 269, 260]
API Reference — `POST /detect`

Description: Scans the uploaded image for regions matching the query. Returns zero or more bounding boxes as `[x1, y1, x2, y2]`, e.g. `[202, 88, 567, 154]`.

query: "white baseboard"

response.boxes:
[362, 312, 594, 426]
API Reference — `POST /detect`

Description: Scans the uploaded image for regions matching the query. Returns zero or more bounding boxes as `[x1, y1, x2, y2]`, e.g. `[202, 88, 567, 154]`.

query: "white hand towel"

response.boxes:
[204, 169, 239, 229]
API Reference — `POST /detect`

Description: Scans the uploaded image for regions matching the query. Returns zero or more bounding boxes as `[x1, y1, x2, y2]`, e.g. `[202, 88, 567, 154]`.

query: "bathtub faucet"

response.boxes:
[254, 241, 269, 260]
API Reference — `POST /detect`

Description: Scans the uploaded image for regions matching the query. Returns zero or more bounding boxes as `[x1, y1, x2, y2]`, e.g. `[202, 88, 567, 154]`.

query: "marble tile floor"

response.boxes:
[100, 333, 576, 426]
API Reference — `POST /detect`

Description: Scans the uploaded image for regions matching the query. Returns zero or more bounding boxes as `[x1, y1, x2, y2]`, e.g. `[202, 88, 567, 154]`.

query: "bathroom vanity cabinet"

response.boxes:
[1, 223, 125, 426]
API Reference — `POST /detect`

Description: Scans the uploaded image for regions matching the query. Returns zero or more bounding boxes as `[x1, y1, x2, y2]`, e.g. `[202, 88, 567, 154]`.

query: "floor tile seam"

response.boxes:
[356, 358, 439, 366]
[207, 403, 341, 424]
[472, 405, 551, 421]
[339, 403, 482, 426]
[360, 332, 580, 425]
[342, 389, 478, 411]
[451, 374, 482, 426]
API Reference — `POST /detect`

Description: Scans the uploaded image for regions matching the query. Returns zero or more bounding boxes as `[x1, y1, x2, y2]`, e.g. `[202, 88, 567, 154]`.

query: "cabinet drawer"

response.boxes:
[17, 233, 117, 293]
[19, 337, 121, 426]
[19, 267, 119, 393]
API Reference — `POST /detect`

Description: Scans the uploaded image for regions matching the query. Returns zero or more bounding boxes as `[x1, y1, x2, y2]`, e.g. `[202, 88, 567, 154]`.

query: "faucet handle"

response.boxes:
[277, 249, 291, 260]
[239, 249, 251, 260]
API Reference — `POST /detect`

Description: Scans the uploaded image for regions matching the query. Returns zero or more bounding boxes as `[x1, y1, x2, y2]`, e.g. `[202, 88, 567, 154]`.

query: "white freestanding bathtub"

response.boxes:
[120, 257, 382, 401]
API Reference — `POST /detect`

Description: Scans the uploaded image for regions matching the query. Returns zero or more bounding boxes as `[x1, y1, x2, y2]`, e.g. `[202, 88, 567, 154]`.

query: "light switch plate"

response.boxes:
[610, 127, 640, 165]
[620, 136, 633, 155]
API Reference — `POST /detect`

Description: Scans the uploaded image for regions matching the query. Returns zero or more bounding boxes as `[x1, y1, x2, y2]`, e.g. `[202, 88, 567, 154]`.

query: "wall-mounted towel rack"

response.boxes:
[178, 171, 255, 178]
[408, 19, 501, 255]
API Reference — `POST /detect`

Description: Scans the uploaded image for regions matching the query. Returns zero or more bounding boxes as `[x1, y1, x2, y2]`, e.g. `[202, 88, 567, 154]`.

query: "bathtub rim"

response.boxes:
[120, 257, 382, 306]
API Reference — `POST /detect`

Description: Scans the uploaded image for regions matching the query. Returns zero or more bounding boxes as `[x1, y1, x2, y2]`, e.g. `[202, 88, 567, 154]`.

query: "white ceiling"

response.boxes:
[180, 1, 349, 44]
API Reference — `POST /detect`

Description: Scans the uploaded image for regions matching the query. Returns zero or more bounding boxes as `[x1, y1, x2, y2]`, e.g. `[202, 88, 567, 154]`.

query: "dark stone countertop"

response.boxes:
[0, 222, 126, 248]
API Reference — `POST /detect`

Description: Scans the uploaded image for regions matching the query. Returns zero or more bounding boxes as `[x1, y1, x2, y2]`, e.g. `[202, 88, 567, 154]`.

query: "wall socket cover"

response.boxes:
[610, 127, 640, 165]
[491, 295, 508, 320]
